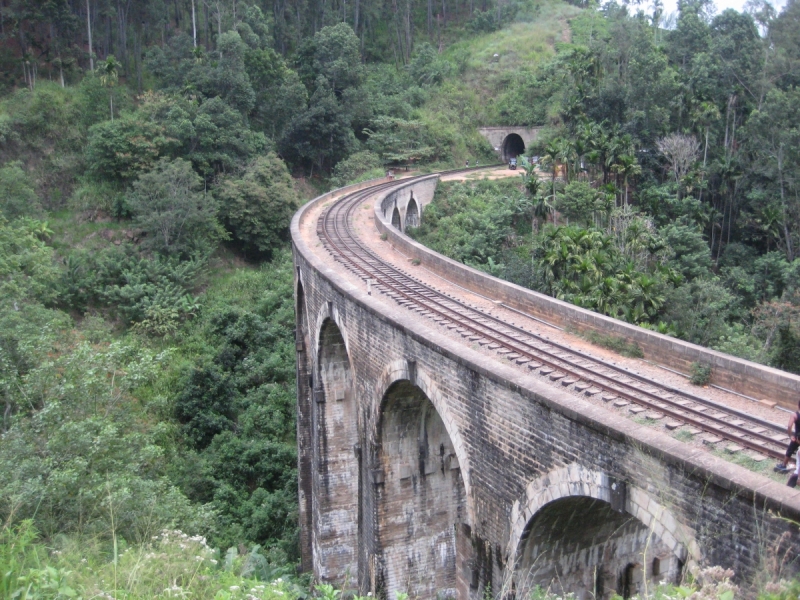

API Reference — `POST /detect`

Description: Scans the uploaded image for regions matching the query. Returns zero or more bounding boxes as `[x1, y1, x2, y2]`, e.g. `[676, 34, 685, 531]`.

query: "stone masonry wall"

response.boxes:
[293, 176, 800, 600]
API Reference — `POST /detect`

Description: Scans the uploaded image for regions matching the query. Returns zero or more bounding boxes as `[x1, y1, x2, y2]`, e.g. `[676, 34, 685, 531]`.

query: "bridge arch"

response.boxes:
[502, 133, 525, 161]
[405, 196, 420, 229]
[507, 464, 698, 599]
[391, 206, 402, 230]
[372, 360, 474, 525]
[374, 368, 472, 600]
[312, 317, 359, 584]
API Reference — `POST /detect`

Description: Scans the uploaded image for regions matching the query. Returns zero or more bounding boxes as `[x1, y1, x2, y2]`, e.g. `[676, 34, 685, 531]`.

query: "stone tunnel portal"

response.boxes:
[516, 497, 681, 600]
[377, 380, 468, 600]
[502, 133, 526, 161]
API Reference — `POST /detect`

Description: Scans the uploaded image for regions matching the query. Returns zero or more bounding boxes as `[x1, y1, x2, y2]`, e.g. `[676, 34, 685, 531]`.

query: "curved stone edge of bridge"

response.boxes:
[291, 173, 800, 534]
[371, 174, 800, 408]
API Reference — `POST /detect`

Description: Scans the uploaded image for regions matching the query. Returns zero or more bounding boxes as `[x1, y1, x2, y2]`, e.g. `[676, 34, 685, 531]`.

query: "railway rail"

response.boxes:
[314, 169, 790, 464]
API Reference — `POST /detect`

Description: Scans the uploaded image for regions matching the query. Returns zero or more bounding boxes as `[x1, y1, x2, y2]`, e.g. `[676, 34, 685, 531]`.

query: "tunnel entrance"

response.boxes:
[502, 133, 525, 161]
[405, 197, 420, 229]
[391, 206, 402, 229]
[377, 380, 467, 600]
[515, 496, 680, 600]
[314, 319, 359, 584]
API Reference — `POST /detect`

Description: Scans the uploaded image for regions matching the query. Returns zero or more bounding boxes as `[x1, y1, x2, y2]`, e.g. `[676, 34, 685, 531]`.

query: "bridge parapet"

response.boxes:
[373, 177, 800, 408]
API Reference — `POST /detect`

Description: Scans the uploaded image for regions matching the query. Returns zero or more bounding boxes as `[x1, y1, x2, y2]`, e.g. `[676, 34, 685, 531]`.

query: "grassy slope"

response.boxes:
[408, 0, 579, 166]
[438, 0, 581, 124]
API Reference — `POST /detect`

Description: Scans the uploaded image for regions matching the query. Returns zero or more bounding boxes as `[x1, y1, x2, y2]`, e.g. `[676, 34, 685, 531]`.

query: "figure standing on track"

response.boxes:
[465, 160, 469, 167]
[775, 400, 800, 476]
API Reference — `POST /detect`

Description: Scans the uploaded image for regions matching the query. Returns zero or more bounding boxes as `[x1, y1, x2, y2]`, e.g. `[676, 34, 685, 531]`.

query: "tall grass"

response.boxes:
[0, 522, 307, 600]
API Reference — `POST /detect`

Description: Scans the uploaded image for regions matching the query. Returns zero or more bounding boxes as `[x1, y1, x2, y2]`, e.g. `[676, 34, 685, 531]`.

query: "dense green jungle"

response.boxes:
[0, 0, 799, 595]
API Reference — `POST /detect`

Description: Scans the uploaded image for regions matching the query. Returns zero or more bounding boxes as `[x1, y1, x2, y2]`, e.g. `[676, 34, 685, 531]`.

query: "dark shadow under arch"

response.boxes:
[516, 496, 681, 600]
[405, 197, 420, 229]
[502, 133, 526, 161]
[391, 206, 402, 229]
[376, 380, 468, 600]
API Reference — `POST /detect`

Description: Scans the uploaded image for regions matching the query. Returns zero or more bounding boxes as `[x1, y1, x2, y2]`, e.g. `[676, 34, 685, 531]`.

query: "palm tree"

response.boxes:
[756, 205, 783, 252]
[99, 55, 121, 121]
[556, 137, 576, 183]
[611, 154, 641, 209]
[540, 141, 562, 222]
[531, 195, 552, 234]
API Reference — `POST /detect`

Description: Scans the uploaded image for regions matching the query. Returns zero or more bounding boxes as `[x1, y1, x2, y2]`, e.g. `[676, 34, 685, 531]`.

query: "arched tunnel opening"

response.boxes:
[313, 319, 359, 584]
[376, 380, 467, 600]
[502, 133, 526, 161]
[515, 497, 682, 600]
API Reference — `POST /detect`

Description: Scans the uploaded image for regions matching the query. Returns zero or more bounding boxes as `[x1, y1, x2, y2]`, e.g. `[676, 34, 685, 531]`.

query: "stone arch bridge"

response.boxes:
[292, 170, 800, 600]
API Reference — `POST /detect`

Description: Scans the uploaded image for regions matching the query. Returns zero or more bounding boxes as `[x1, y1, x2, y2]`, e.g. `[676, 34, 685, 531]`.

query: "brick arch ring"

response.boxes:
[505, 463, 701, 570]
[311, 301, 351, 368]
[372, 359, 475, 526]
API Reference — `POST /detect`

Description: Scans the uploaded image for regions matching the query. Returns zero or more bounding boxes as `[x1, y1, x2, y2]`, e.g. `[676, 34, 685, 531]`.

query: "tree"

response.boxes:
[660, 223, 712, 280]
[331, 151, 384, 187]
[86, 114, 173, 184]
[556, 181, 602, 227]
[281, 77, 356, 174]
[540, 139, 562, 217]
[301, 23, 364, 96]
[611, 154, 642, 209]
[742, 87, 800, 262]
[364, 115, 436, 165]
[657, 133, 700, 183]
[408, 43, 452, 86]
[215, 154, 300, 257]
[98, 55, 120, 120]
[189, 31, 256, 115]
[128, 158, 223, 256]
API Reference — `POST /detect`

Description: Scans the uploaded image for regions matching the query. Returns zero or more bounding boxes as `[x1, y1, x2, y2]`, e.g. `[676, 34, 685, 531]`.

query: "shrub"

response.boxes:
[690, 361, 713, 386]
[330, 151, 384, 188]
[59, 245, 204, 328]
[0, 161, 41, 220]
[129, 158, 226, 256]
[216, 153, 299, 257]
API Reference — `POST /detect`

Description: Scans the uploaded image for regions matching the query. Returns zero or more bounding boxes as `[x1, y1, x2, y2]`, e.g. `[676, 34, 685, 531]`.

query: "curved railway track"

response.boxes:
[315, 169, 789, 463]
